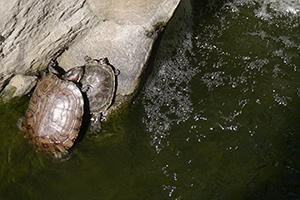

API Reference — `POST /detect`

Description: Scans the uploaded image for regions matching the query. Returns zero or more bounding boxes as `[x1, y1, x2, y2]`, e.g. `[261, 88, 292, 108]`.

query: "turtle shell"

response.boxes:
[21, 72, 84, 153]
[81, 58, 116, 114]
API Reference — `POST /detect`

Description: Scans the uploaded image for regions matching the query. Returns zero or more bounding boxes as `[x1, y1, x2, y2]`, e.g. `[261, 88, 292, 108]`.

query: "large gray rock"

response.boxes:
[0, 0, 93, 100]
[0, 0, 181, 113]
[58, 0, 181, 112]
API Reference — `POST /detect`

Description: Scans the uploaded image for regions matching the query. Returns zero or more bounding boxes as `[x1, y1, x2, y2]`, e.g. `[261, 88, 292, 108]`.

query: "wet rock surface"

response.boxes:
[0, 74, 37, 102]
[0, 0, 181, 110]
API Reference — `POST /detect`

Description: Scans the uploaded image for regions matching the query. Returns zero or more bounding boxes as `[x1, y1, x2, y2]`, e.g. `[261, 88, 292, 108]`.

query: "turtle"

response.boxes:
[81, 56, 119, 133]
[21, 64, 84, 159]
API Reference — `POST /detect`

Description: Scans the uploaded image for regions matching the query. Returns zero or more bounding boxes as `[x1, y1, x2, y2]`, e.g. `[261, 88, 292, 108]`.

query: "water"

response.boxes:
[1, 0, 300, 199]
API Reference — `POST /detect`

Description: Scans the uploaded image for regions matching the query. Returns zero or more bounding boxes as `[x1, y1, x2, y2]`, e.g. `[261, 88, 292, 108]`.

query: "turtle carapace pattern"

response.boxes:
[21, 66, 84, 154]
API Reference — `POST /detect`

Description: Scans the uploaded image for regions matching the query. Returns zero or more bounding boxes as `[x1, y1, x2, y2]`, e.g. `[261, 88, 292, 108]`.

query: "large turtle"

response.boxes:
[21, 64, 84, 158]
[81, 56, 119, 133]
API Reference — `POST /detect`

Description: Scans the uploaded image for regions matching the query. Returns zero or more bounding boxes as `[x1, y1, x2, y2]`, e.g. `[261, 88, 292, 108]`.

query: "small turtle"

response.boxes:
[81, 56, 119, 133]
[21, 64, 84, 159]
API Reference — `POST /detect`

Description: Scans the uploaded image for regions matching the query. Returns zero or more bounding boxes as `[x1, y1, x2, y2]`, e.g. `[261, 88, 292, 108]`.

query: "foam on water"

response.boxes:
[142, 0, 300, 155]
[228, 0, 300, 19]
[142, 32, 199, 153]
[260, 0, 300, 15]
[140, 0, 300, 198]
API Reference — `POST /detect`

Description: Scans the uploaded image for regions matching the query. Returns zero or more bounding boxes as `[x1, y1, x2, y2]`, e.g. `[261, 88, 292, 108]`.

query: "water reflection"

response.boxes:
[142, 0, 300, 198]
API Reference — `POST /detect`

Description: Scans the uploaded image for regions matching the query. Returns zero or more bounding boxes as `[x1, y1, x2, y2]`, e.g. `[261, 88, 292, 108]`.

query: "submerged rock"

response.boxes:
[0, 74, 37, 102]
[0, 0, 181, 115]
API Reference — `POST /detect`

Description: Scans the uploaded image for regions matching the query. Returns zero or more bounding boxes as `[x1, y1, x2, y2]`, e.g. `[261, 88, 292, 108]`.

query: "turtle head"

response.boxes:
[64, 66, 84, 82]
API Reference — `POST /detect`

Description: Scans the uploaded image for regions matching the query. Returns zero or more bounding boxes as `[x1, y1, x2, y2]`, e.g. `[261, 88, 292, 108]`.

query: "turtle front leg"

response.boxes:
[90, 113, 102, 133]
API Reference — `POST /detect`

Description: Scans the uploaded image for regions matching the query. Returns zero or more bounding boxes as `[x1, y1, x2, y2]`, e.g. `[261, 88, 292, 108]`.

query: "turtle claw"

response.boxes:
[48, 61, 60, 75]
[84, 55, 92, 62]
[99, 57, 108, 65]
[90, 113, 102, 133]
[16, 117, 24, 131]
[115, 69, 120, 76]
[90, 122, 102, 133]
[53, 150, 73, 162]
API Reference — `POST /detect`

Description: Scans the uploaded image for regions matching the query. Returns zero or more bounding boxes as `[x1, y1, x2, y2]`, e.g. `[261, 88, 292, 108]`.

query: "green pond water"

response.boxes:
[1, 0, 300, 199]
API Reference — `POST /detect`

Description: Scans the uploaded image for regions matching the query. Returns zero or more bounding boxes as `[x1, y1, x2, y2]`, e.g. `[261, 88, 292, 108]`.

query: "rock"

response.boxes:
[58, 0, 181, 114]
[0, 0, 95, 90]
[58, 21, 151, 96]
[87, 0, 180, 27]
[0, 0, 181, 115]
[0, 74, 37, 102]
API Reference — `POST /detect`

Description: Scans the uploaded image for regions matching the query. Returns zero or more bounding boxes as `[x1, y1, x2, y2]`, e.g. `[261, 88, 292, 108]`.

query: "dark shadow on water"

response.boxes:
[75, 91, 90, 143]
